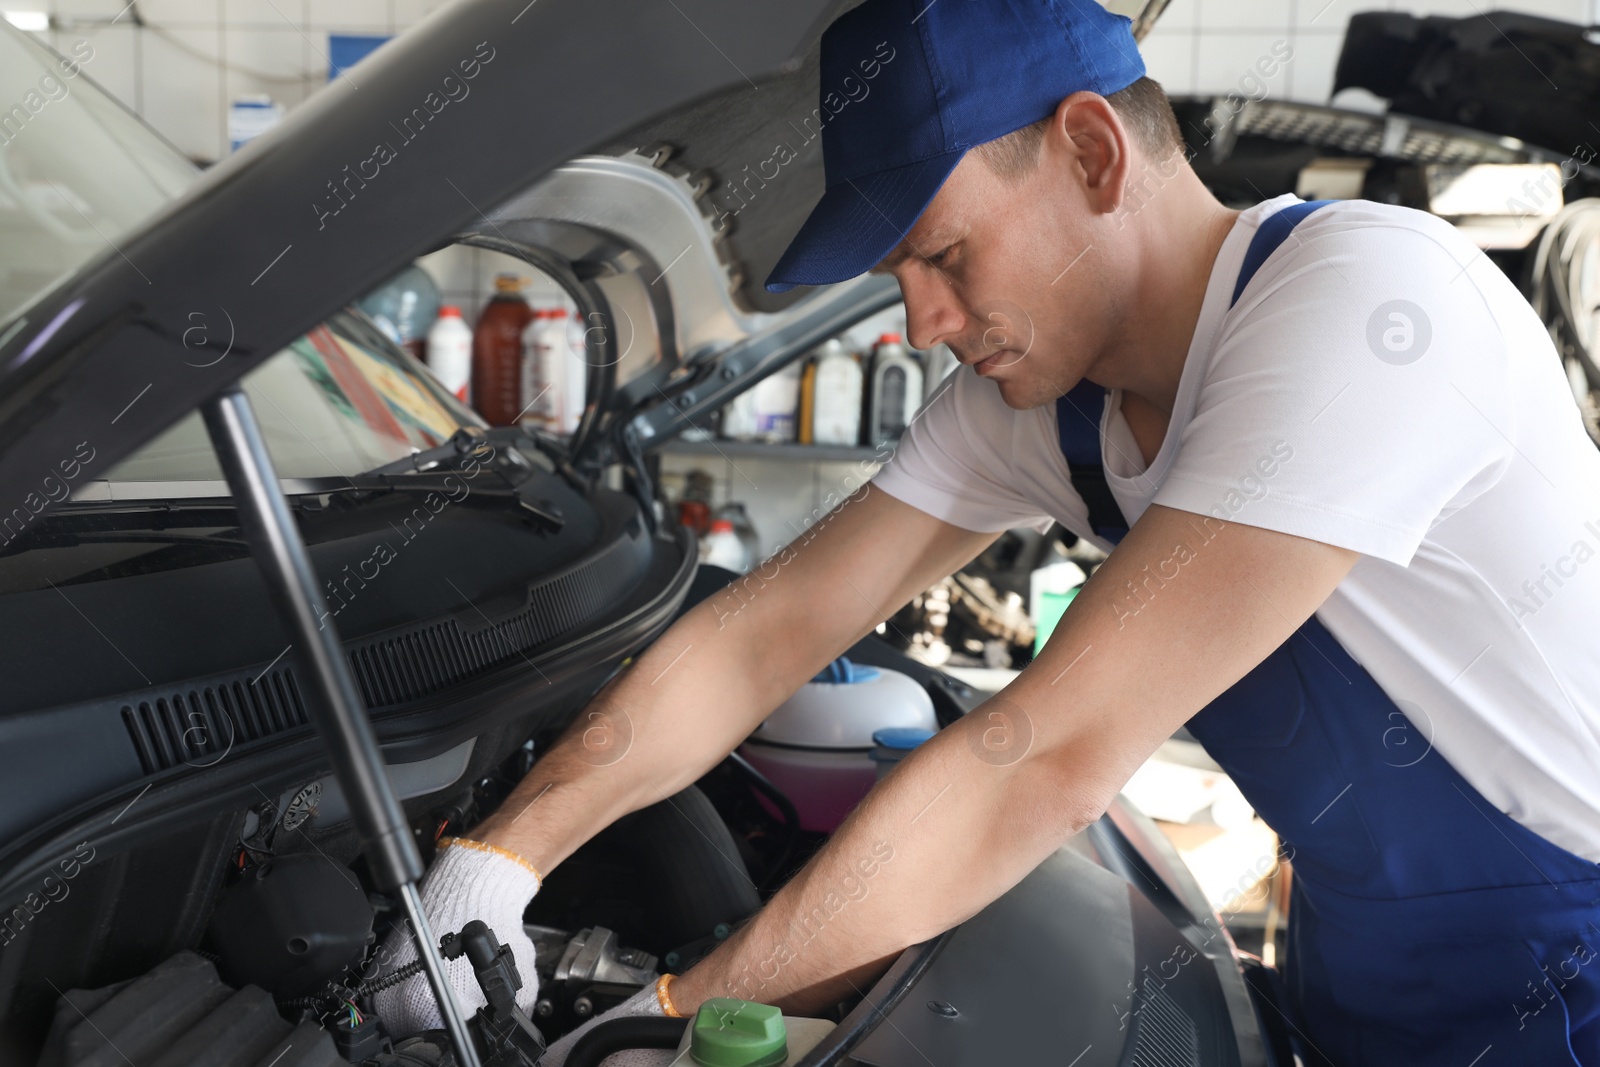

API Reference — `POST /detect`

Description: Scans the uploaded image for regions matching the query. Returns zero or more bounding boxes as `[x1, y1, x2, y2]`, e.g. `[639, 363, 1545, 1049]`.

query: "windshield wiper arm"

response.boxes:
[322, 468, 565, 532]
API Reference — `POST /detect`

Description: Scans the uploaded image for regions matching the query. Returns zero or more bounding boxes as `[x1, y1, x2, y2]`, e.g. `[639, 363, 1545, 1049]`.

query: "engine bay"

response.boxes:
[34, 745, 825, 1066]
[18, 591, 979, 1067]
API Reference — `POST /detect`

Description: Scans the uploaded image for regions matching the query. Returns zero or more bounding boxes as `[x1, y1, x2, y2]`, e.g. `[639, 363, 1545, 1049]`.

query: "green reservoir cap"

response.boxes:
[690, 998, 788, 1067]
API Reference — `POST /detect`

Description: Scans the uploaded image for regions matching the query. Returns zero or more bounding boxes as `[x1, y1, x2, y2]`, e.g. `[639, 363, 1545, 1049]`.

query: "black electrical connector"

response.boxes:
[333, 1016, 389, 1063]
[440, 920, 546, 1066]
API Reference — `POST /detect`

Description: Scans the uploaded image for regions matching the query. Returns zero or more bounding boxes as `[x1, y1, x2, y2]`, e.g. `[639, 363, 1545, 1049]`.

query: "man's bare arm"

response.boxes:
[472, 486, 999, 876]
[669, 504, 1359, 1012]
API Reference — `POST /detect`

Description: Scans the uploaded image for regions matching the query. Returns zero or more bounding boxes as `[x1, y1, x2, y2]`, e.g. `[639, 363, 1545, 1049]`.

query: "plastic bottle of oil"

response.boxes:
[799, 358, 818, 444]
[805, 338, 863, 446]
[470, 273, 533, 426]
[864, 333, 922, 446]
[521, 308, 587, 435]
[424, 305, 473, 404]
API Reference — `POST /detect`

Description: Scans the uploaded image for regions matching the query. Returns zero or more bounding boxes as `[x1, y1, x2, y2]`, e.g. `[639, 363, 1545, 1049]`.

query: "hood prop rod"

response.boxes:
[202, 387, 483, 1067]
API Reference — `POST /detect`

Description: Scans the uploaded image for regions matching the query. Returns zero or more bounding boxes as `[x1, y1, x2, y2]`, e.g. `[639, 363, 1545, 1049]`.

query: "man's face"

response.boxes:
[873, 150, 1120, 409]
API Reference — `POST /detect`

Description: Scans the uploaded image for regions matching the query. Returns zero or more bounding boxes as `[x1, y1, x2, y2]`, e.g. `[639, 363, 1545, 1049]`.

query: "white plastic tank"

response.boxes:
[740, 658, 938, 832]
[721, 387, 760, 440]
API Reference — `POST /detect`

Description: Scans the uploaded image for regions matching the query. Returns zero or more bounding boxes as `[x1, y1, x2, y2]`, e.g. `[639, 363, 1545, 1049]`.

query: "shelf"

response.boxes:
[659, 438, 893, 463]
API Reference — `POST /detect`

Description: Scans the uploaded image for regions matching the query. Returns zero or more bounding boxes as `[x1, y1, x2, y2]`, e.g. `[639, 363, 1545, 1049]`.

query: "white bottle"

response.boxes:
[703, 519, 749, 572]
[425, 305, 473, 404]
[721, 388, 760, 441]
[521, 309, 583, 433]
[811, 339, 863, 446]
[565, 312, 590, 432]
[751, 362, 802, 442]
[865, 333, 923, 446]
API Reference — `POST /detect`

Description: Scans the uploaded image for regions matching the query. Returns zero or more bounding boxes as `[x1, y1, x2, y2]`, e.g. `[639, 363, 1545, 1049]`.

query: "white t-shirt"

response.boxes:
[873, 194, 1600, 863]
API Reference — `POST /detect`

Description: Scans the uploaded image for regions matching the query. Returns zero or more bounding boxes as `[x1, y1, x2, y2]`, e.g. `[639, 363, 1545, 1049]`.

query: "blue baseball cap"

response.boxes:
[765, 0, 1145, 293]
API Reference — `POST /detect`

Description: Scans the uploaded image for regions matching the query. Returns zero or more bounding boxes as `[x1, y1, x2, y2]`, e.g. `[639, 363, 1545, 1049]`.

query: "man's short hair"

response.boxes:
[972, 76, 1184, 180]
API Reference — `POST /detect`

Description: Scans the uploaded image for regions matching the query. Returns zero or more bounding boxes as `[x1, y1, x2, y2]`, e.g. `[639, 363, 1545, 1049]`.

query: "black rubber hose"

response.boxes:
[725, 751, 800, 890]
[562, 1016, 689, 1067]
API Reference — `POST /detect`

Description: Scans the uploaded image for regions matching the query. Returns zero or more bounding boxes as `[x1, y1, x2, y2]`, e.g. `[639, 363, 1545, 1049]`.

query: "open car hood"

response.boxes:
[0, 0, 849, 519]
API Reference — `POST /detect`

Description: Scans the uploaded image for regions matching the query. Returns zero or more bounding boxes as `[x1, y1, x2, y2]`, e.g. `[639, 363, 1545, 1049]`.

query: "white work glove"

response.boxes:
[370, 837, 543, 1037]
[538, 985, 673, 1067]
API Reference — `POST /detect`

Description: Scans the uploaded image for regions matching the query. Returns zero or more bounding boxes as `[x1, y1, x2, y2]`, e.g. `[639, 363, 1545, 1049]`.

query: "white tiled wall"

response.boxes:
[27, 0, 449, 164]
[17, 0, 1597, 300]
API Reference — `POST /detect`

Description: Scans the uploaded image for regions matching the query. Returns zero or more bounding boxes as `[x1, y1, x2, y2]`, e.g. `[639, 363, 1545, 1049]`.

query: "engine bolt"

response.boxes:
[574, 996, 594, 1017]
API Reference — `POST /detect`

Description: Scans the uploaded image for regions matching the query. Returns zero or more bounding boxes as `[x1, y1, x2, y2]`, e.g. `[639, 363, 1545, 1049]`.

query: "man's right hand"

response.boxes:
[370, 837, 543, 1035]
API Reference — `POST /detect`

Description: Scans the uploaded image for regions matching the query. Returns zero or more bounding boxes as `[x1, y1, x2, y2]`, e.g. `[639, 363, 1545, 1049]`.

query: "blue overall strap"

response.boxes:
[1054, 199, 1335, 544]
[1230, 199, 1334, 308]
[1055, 378, 1126, 544]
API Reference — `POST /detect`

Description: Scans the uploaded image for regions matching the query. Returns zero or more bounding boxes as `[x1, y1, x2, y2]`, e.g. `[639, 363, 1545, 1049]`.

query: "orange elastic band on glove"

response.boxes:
[438, 835, 543, 887]
[656, 973, 683, 1017]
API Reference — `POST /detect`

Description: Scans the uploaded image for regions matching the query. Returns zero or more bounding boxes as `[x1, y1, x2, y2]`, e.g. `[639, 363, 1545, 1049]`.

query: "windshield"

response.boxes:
[0, 26, 479, 494]
[93, 309, 482, 491]
[0, 25, 197, 326]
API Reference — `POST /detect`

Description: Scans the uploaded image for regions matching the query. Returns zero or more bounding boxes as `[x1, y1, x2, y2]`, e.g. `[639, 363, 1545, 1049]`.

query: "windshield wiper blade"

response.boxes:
[324, 469, 565, 532]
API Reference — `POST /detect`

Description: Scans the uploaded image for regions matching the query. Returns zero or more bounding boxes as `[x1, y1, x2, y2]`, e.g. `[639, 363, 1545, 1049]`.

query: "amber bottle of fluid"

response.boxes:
[471, 273, 534, 426]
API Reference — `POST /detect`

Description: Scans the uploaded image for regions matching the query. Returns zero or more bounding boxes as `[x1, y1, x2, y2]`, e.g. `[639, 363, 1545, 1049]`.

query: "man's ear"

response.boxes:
[1048, 91, 1131, 218]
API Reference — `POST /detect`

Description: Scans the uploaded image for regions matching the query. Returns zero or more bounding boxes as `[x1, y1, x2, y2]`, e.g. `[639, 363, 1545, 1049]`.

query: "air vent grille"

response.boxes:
[123, 670, 307, 774]
[121, 520, 650, 773]
[1128, 976, 1200, 1067]
[346, 537, 634, 709]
